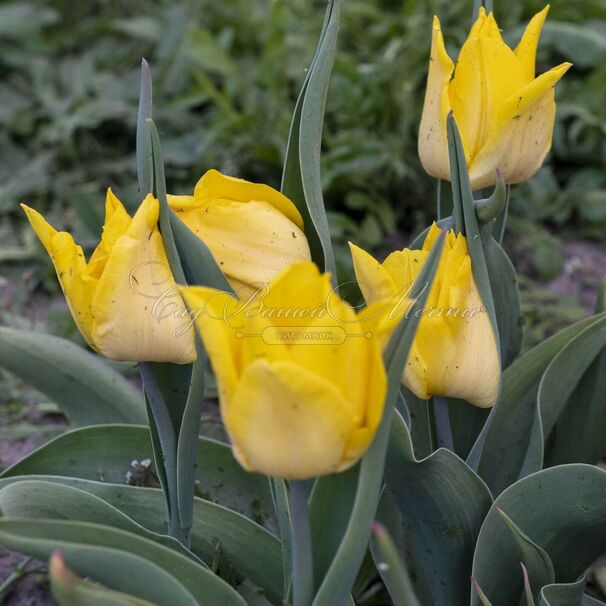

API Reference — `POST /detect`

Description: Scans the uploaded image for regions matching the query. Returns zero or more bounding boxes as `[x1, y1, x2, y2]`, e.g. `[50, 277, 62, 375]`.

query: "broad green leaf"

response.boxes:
[468, 312, 606, 495]
[483, 235, 523, 368]
[385, 409, 492, 606]
[50, 550, 158, 606]
[538, 314, 606, 438]
[0, 326, 145, 426]
[492, 509, 555, 603]
[312, 233, 445, 606]
[309, 466, 357, 589]
[540, 314, 606, 466]
[0, 519, 245, 605]
[546, 354, 606, 467]
[0, 424, 275, 524]
[0, 476, 282, 603]
[370, 522, 421, 606]
[472, 464, 606, 606]
[0, 480, 197, 562]
[281, 0, 337, 277]
[539, 578, 586, 606]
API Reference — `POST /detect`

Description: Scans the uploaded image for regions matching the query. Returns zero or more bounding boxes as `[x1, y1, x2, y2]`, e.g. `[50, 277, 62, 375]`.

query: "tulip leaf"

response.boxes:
[539, 578, 588, 606]
[136, 58, 153, 197]
[446, 114, 500, 359]
[281, 0, 337, 278]
[370, 522, 421, 606]
[0, 518, 245, 605]
[492, 508, 555, 603]
[539, 313, 606, 466]
[0, 480, 198, 561]
[384, 408, 493, 606]
[472, 464, 606, 606]
[269, 478, 292, 595]
[0, 424, 275, 524]
[309, 466, 357, 589]
[312, 233, 445, 606]
[0, 476, 283, 603]
[0, 326, 145, 426]
[50, 551, 159, 606]
[468, 312, 606, 495]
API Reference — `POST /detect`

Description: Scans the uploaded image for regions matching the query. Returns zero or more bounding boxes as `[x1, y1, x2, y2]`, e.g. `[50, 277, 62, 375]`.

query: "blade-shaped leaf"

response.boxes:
[539, 314, 606, 466]
[472, 464, 606, 606]
[0, 476, 283, 604]
[468, 312, 606, 495]
[50, 550, 158, 606]
[281, 0, 337, 277]
[0, 518, 245, 605]
[384, 408, 493, 606]
[311, 233, 445, 606]
[539, 577, 587, 606]
[0, 480, 197, 562]
[0, 326, 145, 426]
[0, 424, 275, 524]
[371, 522, 421, 606]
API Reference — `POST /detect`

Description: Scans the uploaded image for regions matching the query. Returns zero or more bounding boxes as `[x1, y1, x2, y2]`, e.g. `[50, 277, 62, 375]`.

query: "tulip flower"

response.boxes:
[168, 170, 311, 297]
[22, 193, 195, 363]
[418, 6, 571, 190]
[350, 224, 500, 407]
[182, 261, 396, 479]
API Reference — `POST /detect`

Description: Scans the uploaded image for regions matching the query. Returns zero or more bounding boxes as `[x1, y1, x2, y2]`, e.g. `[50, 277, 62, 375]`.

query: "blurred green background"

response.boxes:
[0, 0, 605, 344]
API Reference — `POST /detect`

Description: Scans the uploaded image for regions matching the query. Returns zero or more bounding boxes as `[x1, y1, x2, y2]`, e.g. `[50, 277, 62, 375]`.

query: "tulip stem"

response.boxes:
[290, 479, 314, 606]
[433, 397, 454, 451]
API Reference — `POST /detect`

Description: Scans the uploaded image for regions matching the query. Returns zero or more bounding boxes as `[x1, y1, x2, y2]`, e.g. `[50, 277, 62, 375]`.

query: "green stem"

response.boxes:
[291, 480, 314, 606]
[433, 397, 453, 451]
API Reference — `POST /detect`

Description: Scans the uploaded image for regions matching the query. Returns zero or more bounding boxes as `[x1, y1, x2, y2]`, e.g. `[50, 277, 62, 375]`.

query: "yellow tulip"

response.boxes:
[182, 261, 396, 479]
[168, 170, 311, 297]
[22, 192, 195, 363]
[418, 6, 572, 190]
[350, 224, 500, 407]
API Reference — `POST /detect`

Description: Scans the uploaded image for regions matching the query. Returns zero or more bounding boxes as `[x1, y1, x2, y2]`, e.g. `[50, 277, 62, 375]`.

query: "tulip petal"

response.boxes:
[175, 198, 310, 290]
[226, 359, 357, 479]
[449, 16, 528, 164]
[468, 61, 571, 188]
[21, 204, 96, 344]
[182, 286, 241, 400]
[193, 169, 304, 229]
[88, 189, 132, 271]
[515, 6, 550, 80]
[414, 284, 499, 407]
[91, 195, 195, 363]
[349, 243, 398, 303]
[418, 16, 455, 181]
[351, 244, 430, 400]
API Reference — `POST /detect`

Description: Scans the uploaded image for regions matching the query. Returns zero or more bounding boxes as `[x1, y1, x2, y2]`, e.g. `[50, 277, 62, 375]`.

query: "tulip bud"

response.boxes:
[181, 261, 397, 479]
[350, 224, 500, 407]
[22, 192, 195, 363]
[168, 170, 311, 297]
[418, 6, 571, 190]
